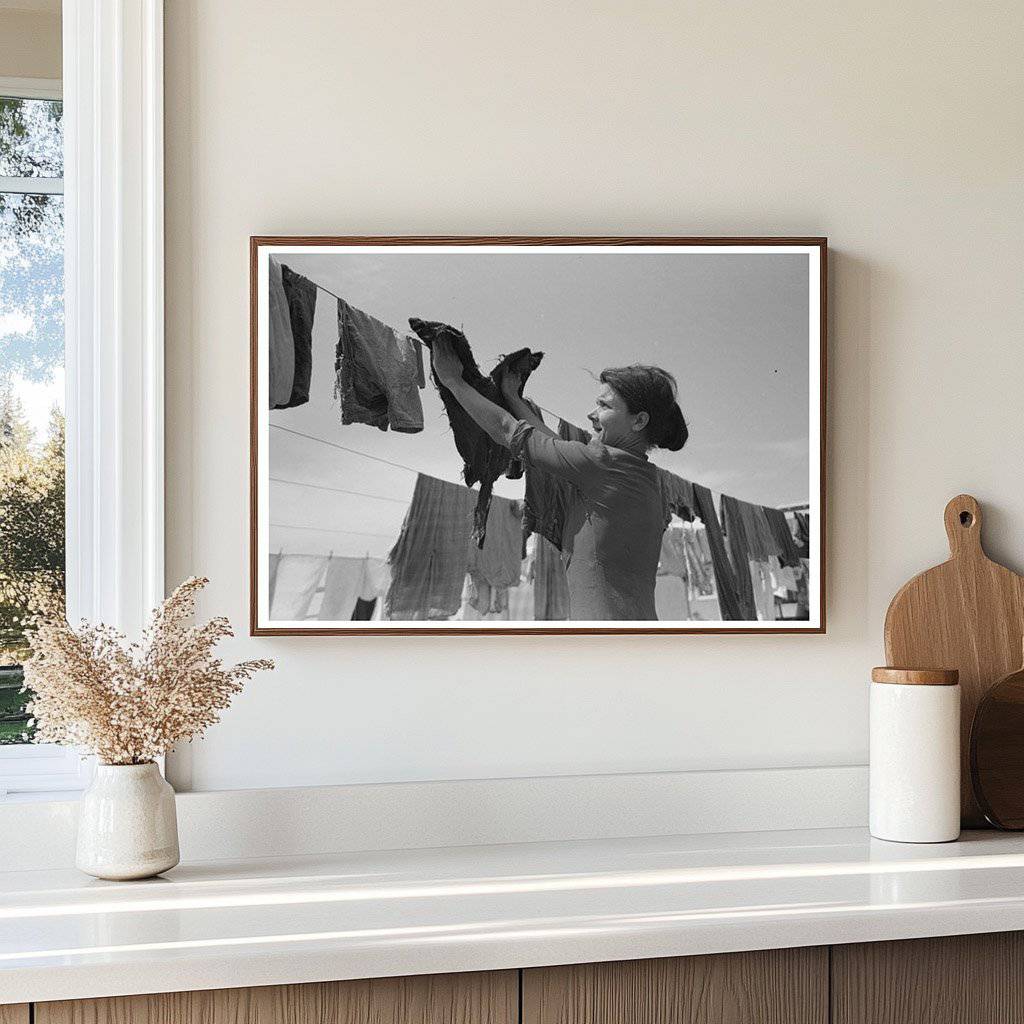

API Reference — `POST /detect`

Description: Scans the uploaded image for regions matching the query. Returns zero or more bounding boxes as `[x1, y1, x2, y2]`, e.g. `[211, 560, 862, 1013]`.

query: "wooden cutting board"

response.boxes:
[884, 494, 1024, 827]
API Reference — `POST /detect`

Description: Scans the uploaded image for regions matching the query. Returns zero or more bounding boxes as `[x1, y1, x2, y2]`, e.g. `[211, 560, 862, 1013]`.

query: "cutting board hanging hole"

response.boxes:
[944, 494, 983, 556]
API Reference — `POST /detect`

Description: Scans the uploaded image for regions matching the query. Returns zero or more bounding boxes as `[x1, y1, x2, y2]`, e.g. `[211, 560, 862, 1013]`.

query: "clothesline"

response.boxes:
[270, 475, 409, 505]
[271, 424, 423, 477]
[270, 522, 395, 539]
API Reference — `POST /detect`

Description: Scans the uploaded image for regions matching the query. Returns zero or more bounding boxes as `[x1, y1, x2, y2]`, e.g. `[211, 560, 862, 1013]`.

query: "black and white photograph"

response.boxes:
[251, 238, 824, 633]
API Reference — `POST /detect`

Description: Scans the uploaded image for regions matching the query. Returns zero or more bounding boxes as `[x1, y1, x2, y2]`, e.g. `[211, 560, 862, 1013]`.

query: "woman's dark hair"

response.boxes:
[599, 365, 688, 452]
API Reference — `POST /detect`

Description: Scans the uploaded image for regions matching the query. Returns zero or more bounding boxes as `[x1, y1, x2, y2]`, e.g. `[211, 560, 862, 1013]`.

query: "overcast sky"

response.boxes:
[268, 250, 811, 560]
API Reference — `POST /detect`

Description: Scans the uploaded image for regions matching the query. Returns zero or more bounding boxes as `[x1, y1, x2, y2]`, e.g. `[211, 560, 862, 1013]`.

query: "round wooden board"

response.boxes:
[971, 665, 1024, 829]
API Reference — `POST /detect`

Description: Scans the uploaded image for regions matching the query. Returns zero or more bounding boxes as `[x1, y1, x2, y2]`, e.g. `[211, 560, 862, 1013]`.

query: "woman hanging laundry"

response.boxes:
[429, 339, 689, 620]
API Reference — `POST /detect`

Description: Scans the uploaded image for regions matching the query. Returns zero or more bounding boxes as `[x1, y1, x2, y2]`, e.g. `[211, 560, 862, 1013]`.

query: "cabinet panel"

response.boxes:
[0, 1006, 29, 1024]
[36, 970, 517, 1024]
[833, 932, 1024, 1024]
[523, 948, 827, 1024]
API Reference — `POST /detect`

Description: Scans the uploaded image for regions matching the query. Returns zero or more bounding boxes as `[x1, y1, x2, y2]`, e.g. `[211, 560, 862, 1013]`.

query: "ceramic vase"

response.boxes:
[76, 762, 180, 880]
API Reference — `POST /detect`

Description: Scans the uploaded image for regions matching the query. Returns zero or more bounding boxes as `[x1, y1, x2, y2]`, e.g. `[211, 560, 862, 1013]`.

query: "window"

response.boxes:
[0, 78, 84, 798]
[1, 6, 166, 801]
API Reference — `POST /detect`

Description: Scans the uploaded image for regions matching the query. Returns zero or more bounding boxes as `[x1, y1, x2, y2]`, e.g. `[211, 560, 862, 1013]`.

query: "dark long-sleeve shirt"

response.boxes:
[509, 421, 664, 621]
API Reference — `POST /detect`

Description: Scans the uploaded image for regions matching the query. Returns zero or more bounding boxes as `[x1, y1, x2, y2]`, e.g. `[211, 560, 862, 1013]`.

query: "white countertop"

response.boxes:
[4, 826, 1024, 1005]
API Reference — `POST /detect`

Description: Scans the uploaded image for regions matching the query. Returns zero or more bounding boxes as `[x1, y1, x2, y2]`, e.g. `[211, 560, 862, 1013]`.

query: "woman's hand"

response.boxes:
[430, 336, 464, 389]
[499, 368, 525, 403]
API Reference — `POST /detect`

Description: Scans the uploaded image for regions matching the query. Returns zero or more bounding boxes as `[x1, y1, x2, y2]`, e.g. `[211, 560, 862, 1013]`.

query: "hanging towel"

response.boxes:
[658, 525, 689, 579]
[361, 557, 389, 601]
[655, 574, 691, 621]
[408, 317, 543, 547]
[268, 258, 295, 408]
[682, 524, 713, 595]
[765, 507, 803, 568]
[385, 474, 476, 620]
[728, 498, 776, 561]
[533, 534, 571, 621]
[460, 575, 511, 618]
[268, 553, 282, 611]
[269, 554, 326, 620]
[751, 505, 778, 560]
[658, 470, 695, 525]
[791, 511, 811, 558]
[692, 484, 743, 621]
[273, 265, 317, 409]
[467, 496, 523, 591]
[771, 560, 800, 596]
[656, 525, 691, 622]
[523, 418, 591, 553]
[336, 301, 425, 433]
[749, 560, 776, 621]
[719, 494, 759, 621]
[318, 556, 373, 621]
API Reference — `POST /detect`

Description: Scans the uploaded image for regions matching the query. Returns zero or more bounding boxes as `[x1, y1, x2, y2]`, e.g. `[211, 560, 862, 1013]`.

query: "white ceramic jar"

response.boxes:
[76, 762, 180, 880]
[870, 667, 960, 843]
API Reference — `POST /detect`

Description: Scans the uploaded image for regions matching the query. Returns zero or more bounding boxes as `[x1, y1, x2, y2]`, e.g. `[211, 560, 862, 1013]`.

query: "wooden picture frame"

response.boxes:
[250, 236, 826, 635]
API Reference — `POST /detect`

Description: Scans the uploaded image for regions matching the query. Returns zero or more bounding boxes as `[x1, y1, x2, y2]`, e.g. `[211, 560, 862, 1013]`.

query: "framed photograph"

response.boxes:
[250, 236, 826, 635]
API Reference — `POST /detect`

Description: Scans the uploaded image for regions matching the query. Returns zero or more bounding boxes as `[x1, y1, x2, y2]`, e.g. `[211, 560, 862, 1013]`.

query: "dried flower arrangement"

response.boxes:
[22, 577, 273, 765]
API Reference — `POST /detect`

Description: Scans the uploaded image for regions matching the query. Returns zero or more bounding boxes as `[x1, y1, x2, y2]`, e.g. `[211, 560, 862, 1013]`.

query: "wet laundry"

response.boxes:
[268, 554, 326, 620]
[692, 484, 743, 621]
[655, 574, 691, 621]
[791, 511, 811, 558]
[719, 494, 759, 620]
[318, 556, 388, 621]
[271, 264, 317, 409]
[682, 524, 713, 596]
[771, 560, 799, 596]
[658, 470, 696, 525]
[335, 300, 425, 433]
[656, 524, 692, 621]
[532, 534, 571, 621]
[730, 497, 776, 561]
[459, 575, 511, 619]
[467, 497, 523, 593]
[268, 553, 282, 609]
[658, 525, 689, 579]
[765, 506, 803, 568]
[408, 317, 543, 547]
[749, 560, 776, 621]
[385, 473, 477, 620]
[268, 258, 295, 407]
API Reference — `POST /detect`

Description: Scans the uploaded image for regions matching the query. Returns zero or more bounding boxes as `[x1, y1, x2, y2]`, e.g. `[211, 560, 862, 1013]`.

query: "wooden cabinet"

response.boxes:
[34, 971, 517, 1024]
[833, 932, 1024, 1024]
[522, 948, 828, 1024]
[17, 932, 1024, 1024]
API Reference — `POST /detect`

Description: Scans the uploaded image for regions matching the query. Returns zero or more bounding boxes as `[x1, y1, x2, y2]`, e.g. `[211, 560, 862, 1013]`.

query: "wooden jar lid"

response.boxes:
[871, 667, 960, 686]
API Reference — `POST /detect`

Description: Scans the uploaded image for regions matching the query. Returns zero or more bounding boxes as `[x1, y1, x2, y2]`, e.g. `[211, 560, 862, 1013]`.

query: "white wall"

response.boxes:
[164, 1, 1024, 792]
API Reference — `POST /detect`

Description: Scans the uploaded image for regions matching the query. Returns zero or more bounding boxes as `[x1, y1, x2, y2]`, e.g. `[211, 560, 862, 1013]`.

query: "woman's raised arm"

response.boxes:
[499, 370, 559, 439]
[431, 337, 519, 446]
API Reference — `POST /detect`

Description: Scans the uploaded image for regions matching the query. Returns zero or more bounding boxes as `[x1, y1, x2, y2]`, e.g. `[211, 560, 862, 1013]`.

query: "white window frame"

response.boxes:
[0, 1, 164, 801]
